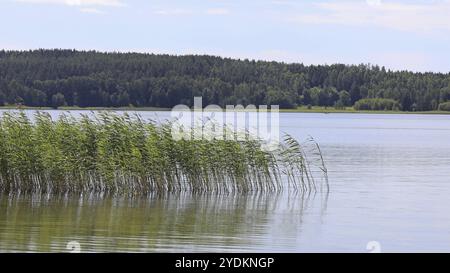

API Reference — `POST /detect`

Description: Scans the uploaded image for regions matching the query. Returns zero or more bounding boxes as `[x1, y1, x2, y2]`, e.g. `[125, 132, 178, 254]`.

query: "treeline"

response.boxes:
[1, 49, 450, 110]
[354, 98, 400, 111]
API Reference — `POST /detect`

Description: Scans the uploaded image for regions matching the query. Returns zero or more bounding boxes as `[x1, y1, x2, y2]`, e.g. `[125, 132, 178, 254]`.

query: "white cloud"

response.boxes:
[14, 0, 125, 7]
[153, 8, 230, 16]
[154, 9, 192, 16]
[366, 0, 382, 7]
[271, 0, 292, 5]
[291, 1, 450, 33]
[205, 8, 230, 15]
[79, 7, 105, 14]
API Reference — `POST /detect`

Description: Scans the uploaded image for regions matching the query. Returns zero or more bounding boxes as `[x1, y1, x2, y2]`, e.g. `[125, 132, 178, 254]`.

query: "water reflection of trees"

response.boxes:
[0, 191, 328, 252]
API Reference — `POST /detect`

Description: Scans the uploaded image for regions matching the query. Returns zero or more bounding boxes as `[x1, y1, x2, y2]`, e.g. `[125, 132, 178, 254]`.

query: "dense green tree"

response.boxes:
[338, 90, 351, 107]
[266, 88, 296, 108]
[440, 86, 450, 103]
[305, 87, 321, 106]
[51, 93, 66, 108]
[320, 87, 339, 106]
[354, 98, 400, 111]
[438, 102, 450, 111]
[0, 49, 449, 110]
[0, 91, 5, 106]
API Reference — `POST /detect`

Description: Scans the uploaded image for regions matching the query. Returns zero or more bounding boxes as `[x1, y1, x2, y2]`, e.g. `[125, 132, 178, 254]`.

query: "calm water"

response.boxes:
[1, 110, 450, 252]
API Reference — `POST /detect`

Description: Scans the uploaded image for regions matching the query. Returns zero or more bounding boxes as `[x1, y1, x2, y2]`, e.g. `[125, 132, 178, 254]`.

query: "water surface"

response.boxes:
[1, 111, 450, 252]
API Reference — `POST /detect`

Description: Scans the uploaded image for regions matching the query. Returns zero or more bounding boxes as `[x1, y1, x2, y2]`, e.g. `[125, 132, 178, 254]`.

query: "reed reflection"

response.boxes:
[0, 191, 328, 252]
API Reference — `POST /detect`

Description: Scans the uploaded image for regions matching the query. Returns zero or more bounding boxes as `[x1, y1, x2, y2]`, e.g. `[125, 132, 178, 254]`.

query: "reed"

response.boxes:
[0, 112, 328, 195]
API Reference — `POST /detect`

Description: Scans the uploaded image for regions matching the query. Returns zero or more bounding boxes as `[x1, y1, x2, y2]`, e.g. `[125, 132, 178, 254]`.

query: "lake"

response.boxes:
[1, 110, 450, 252]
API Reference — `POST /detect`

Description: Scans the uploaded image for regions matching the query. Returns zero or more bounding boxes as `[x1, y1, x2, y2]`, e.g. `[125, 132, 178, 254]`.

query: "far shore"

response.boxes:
[280, 106, 450, 115]
[1, 105, 449, 115]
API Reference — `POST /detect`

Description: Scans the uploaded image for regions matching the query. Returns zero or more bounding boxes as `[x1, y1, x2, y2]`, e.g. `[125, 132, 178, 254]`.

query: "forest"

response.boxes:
[1, 49, 450, 111]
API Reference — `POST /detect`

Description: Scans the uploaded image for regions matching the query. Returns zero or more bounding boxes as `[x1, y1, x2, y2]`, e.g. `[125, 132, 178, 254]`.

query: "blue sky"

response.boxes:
[1, 0, 450, 72]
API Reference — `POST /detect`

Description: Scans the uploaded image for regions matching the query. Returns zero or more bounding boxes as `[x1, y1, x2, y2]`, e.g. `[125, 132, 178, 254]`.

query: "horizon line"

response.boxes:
[2, 47, 449, 75]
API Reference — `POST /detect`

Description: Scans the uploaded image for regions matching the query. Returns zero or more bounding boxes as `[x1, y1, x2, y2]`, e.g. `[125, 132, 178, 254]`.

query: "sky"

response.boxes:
[1, 0, 450, 72]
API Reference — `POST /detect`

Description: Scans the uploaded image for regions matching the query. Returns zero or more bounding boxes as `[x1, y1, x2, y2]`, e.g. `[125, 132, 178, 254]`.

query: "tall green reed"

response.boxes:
[0, 112, 328, 195]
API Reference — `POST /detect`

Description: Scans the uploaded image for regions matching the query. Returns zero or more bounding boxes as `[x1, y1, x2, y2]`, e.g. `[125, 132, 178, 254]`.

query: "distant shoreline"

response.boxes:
[1, 105, 449, 115]
[280, 106, 450, 115]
